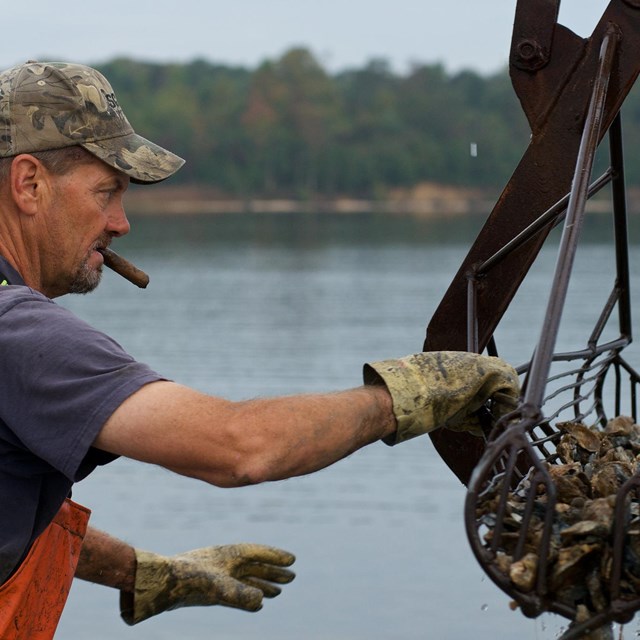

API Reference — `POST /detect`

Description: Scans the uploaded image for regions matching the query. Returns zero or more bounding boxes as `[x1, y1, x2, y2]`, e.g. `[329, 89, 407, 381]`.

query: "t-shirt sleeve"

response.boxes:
[0, 289, 165, 481]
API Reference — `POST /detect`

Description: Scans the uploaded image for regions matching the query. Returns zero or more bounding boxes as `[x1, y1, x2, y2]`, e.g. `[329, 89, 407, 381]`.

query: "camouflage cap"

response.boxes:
[0, 61, 185, 183]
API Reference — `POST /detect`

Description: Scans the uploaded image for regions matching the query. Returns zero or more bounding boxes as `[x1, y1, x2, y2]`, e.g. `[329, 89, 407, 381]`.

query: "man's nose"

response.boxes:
[107, 204, 131, 237]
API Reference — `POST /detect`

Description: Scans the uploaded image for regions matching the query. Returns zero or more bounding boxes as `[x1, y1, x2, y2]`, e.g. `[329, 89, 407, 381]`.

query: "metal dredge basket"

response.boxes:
[458, 20, 640, 640]
[423, 0, 640, 640]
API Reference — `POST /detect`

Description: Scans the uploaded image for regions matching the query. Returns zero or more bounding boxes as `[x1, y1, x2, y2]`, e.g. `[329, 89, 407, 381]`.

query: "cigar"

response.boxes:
[98, 247, 150, 289]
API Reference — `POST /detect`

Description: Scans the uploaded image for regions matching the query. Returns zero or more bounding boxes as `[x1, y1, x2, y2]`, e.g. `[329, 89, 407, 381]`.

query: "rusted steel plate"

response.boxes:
[425, 0, 640, 486]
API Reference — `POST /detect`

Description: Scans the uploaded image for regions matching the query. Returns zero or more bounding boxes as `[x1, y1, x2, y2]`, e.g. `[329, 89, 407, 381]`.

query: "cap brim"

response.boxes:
[82, 132, 185, 184]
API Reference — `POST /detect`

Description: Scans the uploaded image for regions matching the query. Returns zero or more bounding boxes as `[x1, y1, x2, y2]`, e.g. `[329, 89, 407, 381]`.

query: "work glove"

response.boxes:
[120, 543, 296, 625]
[363, 351, 520, 444]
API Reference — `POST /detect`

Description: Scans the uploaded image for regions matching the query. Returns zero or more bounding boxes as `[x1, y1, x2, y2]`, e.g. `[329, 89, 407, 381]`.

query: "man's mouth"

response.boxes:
[93, 240, 111, 263]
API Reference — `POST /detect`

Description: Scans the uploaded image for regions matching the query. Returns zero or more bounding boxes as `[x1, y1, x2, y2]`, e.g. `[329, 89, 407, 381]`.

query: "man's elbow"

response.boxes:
[176, 447, 277, 488]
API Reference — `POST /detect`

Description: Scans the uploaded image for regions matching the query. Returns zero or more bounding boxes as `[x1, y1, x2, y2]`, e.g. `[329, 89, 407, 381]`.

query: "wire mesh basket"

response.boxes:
[462, 27, 640, 639]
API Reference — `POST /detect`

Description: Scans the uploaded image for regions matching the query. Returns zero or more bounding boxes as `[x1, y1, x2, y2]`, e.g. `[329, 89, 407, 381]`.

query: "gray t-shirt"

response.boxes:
[0, 262, 163, 583]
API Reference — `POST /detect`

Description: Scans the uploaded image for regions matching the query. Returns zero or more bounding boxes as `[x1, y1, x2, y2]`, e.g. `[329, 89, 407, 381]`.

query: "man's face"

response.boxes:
[41, 156, 130, 297]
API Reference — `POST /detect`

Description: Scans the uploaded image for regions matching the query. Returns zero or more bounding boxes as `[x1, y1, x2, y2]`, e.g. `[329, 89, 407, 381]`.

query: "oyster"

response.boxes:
[509, 552, 538, 591]
[590, 461, 633, 498]
[559, 421, 601, 454]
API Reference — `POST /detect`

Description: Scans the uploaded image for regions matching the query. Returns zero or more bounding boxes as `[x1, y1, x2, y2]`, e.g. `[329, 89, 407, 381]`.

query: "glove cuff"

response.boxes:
[364, 357, 437, 445]
[120, 549, 171, 626]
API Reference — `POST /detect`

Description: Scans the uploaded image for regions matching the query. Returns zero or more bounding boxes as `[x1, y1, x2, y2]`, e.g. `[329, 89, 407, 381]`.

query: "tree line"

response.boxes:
[97, 49, 640, 198]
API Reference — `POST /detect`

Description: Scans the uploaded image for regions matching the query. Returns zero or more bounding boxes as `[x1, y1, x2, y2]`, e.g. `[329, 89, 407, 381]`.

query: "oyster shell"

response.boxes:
[509, 552, 538, 592]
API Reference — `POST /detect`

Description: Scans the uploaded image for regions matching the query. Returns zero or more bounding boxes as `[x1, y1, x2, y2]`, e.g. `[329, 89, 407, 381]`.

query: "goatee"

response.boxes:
[68, 238, 108, 294]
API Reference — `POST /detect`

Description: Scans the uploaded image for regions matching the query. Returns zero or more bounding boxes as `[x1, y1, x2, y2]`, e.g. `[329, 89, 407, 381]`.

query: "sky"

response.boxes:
[3, 1, 610, 76]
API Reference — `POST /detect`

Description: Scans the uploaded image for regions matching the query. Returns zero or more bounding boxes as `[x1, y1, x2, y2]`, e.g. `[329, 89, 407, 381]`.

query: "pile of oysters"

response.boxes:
[477, 415, 640, 620]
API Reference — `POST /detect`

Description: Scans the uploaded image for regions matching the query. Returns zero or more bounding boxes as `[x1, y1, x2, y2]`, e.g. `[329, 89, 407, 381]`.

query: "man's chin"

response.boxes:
[68, 266, 103, 295]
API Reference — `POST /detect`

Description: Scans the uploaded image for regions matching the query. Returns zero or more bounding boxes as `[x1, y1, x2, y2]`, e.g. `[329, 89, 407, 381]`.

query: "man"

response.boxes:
[0, 61, 520, 639]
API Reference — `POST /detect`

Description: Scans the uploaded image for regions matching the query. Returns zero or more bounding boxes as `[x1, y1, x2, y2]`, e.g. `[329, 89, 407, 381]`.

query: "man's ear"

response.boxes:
[10, 154, 50, 215]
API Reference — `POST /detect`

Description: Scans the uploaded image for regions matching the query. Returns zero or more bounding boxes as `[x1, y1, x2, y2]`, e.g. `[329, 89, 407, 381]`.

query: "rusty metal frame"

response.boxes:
[424, 0, 640, 487]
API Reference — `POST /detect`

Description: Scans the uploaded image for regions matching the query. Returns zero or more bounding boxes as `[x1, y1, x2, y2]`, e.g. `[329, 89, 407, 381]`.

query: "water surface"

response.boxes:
[56, 212, 640, 639]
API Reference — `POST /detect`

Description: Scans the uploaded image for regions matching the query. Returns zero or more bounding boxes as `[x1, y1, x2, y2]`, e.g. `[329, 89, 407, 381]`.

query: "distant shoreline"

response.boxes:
[125, 183, 627, 217]
[126, 195, 499, 217]
[124, 182, 497, 216]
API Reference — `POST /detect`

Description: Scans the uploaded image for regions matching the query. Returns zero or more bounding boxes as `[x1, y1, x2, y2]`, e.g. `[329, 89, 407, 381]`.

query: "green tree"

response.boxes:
[96, 52, 566, 197]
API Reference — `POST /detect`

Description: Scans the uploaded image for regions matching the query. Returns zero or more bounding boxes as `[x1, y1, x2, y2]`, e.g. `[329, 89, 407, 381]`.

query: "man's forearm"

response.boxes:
[75, 526, 136, 592]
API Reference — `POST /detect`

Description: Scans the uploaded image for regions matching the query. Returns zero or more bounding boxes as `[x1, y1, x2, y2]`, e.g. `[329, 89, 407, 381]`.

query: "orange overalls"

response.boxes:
[0, 498, 90, 639]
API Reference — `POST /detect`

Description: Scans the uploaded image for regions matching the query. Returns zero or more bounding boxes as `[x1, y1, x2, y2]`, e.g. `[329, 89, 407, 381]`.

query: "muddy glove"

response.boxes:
[120, 543, 296, 625]
[364, 351, 520, 444]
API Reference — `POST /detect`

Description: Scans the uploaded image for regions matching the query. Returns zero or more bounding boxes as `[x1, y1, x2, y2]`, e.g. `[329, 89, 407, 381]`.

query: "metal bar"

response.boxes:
[524, 27, 620, 409]
[489, 446, 520, 554]
[477, 170, 613, 277]
[526, 338, 629, 365]
[615, 361, 622, 416]
[609, 113, 633, 340]
[467, 273, 479, 352]
[588, 286, 621, 347]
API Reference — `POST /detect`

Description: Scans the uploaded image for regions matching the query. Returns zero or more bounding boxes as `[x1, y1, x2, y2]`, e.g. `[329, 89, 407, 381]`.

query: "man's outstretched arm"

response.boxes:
[94, 352, 519, 488]
[95, 382, 397, 487]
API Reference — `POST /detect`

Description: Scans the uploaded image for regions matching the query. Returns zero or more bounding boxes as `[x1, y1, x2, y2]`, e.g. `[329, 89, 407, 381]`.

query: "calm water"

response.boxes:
[54, 212, 640, 639]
